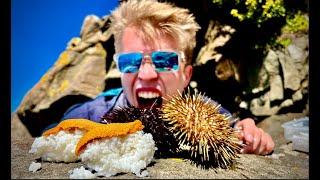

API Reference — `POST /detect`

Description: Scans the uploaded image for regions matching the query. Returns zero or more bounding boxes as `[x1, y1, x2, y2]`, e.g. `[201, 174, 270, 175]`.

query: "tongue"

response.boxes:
[138, 97, 162, 109]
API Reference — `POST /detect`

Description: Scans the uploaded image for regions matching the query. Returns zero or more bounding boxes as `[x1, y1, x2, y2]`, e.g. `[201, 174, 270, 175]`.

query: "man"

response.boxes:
[60, 0, 274, 155]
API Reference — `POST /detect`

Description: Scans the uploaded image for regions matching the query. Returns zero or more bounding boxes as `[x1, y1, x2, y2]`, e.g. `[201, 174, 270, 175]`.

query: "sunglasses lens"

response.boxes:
[116, 51, 181, 73]
[151, 51, 179, 72]
[117, 53, 143, 73]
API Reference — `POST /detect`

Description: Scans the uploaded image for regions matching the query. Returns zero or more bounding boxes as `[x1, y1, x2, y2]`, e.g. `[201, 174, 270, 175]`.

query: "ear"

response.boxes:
[183, 65, 193, 88]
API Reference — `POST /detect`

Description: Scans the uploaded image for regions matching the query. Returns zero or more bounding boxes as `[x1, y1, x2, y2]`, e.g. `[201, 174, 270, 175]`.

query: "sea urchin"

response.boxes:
[161, 90, 243, 169]
[101, 105, 179, 158]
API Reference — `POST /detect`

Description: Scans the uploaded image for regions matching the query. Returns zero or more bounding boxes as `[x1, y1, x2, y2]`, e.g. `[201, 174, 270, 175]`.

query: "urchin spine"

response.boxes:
[161, 91, 242, 168]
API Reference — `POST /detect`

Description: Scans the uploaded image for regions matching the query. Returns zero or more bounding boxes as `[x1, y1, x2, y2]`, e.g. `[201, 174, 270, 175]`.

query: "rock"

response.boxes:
[15, 14, 116, 137]
[11, 113, 32, 139]
[269, 75, 284, 101]
[264, 50, 280, 75]
[250, 92, 280, 116]
[215, 57, 239, 81]
[299, 60, 309, 80]
[29, 162, 41, 173]
[278, 51, 301, 91]
[17, 43, 107, 137]
[256, 65, 269, 89]
[67, 15, 112, 52]
[280, 99, 294, 108]
[292, 88, 303, 102]
[287, 44, 305, 62]
[263, 50, 283, 101]
[66, 37, 81, 49]
[292, 35, 308, 51]
[249, 32, 308, 116]
[80, 15, 102, 40]
[288, 34, 308, 63]
[196, 20, 235, 65]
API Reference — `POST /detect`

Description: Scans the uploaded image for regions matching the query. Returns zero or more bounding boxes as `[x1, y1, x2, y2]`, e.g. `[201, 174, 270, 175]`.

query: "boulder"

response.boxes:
[278, 51, 301, 91]
[269, 75, 284, 101]
[264, 50, 284, 101]
[196, 20, 236, 65]
[249, 33, 308, 116]
[16, 15, 111, 136]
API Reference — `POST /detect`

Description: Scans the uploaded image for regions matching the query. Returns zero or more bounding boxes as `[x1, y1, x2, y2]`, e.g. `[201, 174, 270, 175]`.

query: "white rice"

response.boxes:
[79, 131, 156, 177]
[69, 166, 96, 179]
[29, 128, 156, 178]
[29, 130, 84, 162]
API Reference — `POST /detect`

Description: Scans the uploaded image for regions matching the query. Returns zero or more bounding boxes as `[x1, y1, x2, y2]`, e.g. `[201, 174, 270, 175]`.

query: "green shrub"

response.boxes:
[277, 38, 292, 47]
[271, 11, 308, 48]
[212, 0, 286, 27]
[282, 11, 308, 33]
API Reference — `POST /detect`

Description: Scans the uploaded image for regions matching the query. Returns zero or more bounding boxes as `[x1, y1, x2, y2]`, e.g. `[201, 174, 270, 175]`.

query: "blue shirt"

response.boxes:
[43, 88, 235, 132]
[62, 89, 128, 122]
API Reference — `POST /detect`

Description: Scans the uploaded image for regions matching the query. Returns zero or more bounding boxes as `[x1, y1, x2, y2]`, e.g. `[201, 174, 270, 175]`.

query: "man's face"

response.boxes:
[118, 26, 192, 108]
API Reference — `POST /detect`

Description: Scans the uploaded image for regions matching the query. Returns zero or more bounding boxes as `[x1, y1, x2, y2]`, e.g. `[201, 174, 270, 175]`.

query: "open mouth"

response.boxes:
[136, 90, 162, 109]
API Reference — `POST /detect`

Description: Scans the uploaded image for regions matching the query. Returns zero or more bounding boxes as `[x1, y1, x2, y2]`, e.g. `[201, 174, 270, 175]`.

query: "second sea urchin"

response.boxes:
[161, 90, 243, 169]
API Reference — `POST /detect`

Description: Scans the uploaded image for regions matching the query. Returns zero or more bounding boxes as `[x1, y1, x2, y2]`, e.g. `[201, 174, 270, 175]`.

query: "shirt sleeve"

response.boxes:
[41, 89, 124, 134]
[61, 96, 114, 122]
[61, 102, 91, 120]
[41, 96, 117, 133]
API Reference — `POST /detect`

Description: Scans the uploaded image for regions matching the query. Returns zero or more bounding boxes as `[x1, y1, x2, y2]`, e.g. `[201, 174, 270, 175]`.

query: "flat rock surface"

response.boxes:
[11, 113, 309, 179]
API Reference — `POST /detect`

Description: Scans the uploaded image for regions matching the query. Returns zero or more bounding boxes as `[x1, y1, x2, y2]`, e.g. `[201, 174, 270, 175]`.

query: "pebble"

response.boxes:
[28, 161, 41, 172]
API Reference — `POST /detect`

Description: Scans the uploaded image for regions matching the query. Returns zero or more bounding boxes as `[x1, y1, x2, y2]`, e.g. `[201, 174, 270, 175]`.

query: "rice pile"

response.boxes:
[29, 119, 156, 178]
[71, 131, 155, 178]
[29, 129, 84, 162]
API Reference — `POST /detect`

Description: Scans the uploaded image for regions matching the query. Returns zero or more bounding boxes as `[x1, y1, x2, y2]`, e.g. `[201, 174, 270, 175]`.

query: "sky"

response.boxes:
[11, 0, 119, 112]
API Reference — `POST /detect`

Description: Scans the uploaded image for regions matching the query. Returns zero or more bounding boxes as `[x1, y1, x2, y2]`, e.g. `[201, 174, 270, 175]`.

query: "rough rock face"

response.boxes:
[196, 20, 236, 66]
[16, 15, 113, 136]
[248, 33, 309, 116]
[190, 20, 242, 117]
[193, 18, 308, 118]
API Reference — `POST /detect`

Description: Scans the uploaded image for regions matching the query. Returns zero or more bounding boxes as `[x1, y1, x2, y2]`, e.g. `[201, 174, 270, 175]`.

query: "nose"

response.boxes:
[137, 60, 158, 80]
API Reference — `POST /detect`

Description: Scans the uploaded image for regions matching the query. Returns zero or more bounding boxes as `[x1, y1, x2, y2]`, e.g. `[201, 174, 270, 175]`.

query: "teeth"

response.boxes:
[138, 91, 160, 99]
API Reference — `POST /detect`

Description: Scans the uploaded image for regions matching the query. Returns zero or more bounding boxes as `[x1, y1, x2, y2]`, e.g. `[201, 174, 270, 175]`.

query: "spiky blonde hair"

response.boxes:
[109, 0, 200, 64]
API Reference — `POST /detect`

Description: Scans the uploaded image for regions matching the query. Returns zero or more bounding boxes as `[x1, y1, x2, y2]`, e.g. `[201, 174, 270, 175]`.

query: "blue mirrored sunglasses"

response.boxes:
[113, 51, 184, 73]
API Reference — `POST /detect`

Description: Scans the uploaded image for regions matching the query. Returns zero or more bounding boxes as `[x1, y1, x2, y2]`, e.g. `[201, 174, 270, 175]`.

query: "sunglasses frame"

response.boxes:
[113, 50, 185, 73]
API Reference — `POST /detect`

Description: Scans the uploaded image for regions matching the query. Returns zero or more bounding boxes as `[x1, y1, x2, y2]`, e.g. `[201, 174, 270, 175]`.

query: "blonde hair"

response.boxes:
[109, 0, 200, 64]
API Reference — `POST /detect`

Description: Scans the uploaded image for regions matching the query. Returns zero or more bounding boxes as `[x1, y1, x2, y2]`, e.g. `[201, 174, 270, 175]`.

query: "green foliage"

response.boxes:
[276, 37, 292, 48]
[279, 38, 291, 47]
[282, 11, 308, 33]
[269, 11, 308, 49]
[212, 0, 286, 27]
